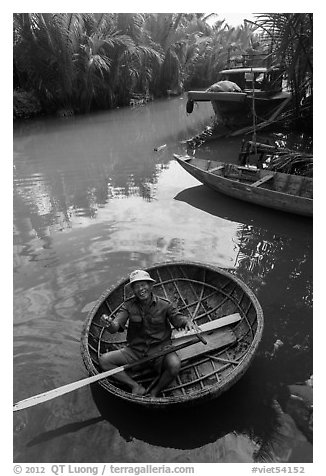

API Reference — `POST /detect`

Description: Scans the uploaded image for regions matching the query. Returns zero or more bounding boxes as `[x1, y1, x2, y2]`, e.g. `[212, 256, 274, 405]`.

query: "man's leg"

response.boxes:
[99, 349, 146, 396]
[149, 351, 181, 397]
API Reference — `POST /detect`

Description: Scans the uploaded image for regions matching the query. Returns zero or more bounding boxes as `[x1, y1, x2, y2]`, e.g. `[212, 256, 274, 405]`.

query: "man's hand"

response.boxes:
[183, 318, 200, 333]
[186, 319, 207, 344]
[100, 314, 114, 327]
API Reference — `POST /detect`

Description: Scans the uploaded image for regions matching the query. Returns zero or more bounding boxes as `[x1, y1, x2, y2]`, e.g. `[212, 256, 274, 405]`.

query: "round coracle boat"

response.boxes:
[81, 261, 264, 408]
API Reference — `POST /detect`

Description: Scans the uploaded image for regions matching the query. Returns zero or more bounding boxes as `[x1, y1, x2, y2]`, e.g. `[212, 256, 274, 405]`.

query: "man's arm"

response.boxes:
[167, 302, 194, 331]
[101, 304, 129, 333]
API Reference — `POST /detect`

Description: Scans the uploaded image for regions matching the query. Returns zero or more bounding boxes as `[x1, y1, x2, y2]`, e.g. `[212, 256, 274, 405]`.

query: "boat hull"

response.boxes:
[211, 92, 291, 127]
[81, 261, 264, 408]
[187, 91, 247, 103]
[187, 90, 291, 127]
[175, 157, 312, 217]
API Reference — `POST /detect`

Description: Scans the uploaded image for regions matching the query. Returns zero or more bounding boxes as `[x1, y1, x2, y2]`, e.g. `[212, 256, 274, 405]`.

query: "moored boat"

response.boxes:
[186, 55, 291, 127]
[81, 261, 264, 408]
[174, 155, 313, 217]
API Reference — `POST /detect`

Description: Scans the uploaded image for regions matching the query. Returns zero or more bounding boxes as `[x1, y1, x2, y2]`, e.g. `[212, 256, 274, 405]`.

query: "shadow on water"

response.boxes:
[174, 185, 312, 238]
[26, 417, 104, 447]
[88, 363, 280, 451]
[24, 355, 312, 461]
[23, 369, 272, 450]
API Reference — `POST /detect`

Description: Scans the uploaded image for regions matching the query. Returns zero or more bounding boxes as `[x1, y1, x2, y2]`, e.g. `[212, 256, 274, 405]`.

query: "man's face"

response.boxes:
[132, 280, 152, 301]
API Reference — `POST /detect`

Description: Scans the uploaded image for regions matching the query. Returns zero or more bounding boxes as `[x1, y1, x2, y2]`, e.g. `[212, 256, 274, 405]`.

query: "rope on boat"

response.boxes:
[251, 70, 258, 162]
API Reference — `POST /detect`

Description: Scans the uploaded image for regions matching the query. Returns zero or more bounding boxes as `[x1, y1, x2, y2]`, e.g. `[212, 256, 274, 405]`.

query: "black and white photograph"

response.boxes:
[11, 6, 316, 471]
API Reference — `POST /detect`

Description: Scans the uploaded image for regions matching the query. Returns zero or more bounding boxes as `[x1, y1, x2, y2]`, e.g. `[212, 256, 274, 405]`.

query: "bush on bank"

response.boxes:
[13, 90, 43, 119]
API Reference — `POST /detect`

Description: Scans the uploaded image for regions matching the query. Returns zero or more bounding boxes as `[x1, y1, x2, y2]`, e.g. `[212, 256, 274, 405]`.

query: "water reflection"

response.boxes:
[14, 162, 241, 276]
[174, 183, 312, 383]
[90, 374, 275, 449]
[13, 97, 312, 463]
[88, 365, 311, 463]
[21, 372, 299, 463]
[13, 99, 212, 253]
[175, 185, 312, 288]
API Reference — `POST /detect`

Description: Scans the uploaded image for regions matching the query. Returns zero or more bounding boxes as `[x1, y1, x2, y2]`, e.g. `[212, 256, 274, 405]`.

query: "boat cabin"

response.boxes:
[218, 67, 283, 95]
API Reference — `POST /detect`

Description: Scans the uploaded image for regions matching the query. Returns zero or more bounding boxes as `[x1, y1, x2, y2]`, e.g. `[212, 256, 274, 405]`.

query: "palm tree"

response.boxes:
[14, 12, 311, 126]
[185, 19, 259, 88]
[73, 15, 137, 111]
[14, 13, 85, 111]
[144, 13, 195, 94]
[13, 13, 163, 112]
[250, 14, 313, 128]
[110, 13, 163, 104]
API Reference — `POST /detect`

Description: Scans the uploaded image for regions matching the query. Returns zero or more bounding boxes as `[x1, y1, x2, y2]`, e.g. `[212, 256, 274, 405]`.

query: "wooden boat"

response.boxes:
[186, 56, 291, 128]
[174, 155, 313, 217]
[81, 261, 264, 408]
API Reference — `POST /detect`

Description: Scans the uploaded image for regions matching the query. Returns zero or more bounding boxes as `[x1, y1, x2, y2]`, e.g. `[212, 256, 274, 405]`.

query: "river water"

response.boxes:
[13, 96, 313, 463]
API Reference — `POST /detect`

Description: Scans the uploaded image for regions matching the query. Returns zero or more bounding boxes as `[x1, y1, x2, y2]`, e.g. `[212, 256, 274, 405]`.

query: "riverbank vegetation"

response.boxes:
[13, 13, 312, 131]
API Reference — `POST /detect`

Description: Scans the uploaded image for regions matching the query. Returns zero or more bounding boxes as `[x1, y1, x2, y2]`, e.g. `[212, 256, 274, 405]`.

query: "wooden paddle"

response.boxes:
[13, 335, 205, 412]
[173, 312, 240, 339]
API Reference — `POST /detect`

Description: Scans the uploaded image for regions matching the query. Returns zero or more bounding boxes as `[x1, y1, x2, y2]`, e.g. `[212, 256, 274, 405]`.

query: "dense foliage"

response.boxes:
[13, 12, 312, 128]
[12, 13, 259, 115]
[252, 14, 313, 130]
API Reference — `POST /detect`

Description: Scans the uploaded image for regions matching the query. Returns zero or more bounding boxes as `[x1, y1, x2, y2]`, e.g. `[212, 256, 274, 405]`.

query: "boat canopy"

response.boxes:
[219, 67, 279, 75]
[218, 67, 283, 92]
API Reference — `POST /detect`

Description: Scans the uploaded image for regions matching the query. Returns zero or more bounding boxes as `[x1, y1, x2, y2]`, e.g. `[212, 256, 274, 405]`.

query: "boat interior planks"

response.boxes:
[250, 174, 274, 187]
[81, 261, 264, 408]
